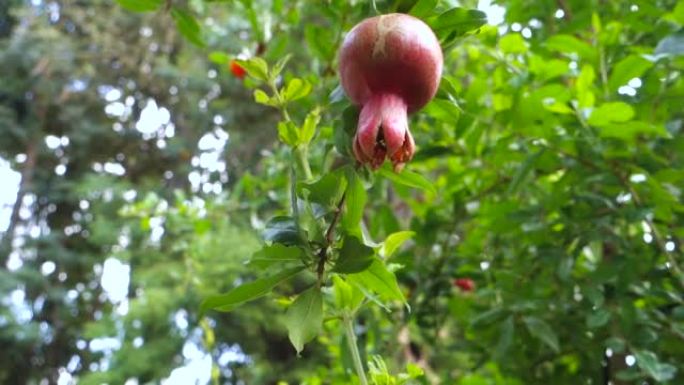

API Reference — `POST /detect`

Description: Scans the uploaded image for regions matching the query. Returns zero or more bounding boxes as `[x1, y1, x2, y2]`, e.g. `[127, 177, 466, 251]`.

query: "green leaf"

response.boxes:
[586, 309, 611, 328]
[300, 108, 320, 145]
[285, 287, 323, 354]
[588, 102, 635, 126]
[499, 33, 528, 54]
[378, 165, 436, 194]
[116, 0, 162, 12]
[201, 266, 305, 312]
[576, 64, 596, 108]
[208, 51, 231, 65]
[507, 148, 544, 194]
[332, 275, 364, 311]
[429, 8, 487, 36]
[424, 98, 461, 121]
[270, 54, 292, 81]
[254, 89, 278, 107]
[248, 244, 305, 269]
[523, 316, 560, 353]
[301, 170, 347, 209]
[546, 34, 597, 62]
[381, 231, 414, 259]
[263, 216, 303, 245]
[495, 316, 515, 358]
[334, 235, 375, 274]
[347, 258, 405, 304]
[305, 25, 335, 61]
[282, 78, 312, 102]
[277, 121, 300, 146]
[341, 168, 367, 237]
[235, 57, 269, 81]
[599, 121, 667, 140]
[608, 55, 653, 92]
[171, 8, 205, 47]
[409, 0, 438, 18]
[634, 350, 677, 381]
[470, 308, 508, 328]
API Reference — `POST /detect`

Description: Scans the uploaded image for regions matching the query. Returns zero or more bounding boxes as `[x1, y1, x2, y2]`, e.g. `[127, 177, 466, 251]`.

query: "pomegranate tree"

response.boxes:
[338, 13, 443, 171]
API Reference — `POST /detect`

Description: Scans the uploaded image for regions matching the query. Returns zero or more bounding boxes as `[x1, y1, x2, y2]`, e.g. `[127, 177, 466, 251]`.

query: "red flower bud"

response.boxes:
[454, 278, 475, 292]
[230, 60, 247, 79]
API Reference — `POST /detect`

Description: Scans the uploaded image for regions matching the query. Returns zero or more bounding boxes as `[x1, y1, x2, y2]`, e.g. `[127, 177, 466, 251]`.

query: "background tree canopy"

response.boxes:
[1, 0, 683, 384]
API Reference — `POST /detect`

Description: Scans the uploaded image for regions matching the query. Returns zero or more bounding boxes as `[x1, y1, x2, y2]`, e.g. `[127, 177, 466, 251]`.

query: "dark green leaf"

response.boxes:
[334, 235, 375, 274]
[523, 316, 560, 353]
[429, 8, 487, 37]
[285, 287, 323, 354]
[634, 350, 677, 381]
[263, 216, 303, 245]
[201, 266, 305, 312]
[248, 244, 306, 269]
[171, 8, 205, 47]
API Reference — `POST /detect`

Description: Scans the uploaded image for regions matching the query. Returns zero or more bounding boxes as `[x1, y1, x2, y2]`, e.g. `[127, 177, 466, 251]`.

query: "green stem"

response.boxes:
[295, 146, 313, 180]
[343, 313, 368, 385]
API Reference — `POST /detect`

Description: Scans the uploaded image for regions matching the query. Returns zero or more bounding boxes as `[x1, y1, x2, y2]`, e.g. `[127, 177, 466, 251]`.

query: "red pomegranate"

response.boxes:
[230, 60, 247, 79]
[338, 13, 443, 171]
[454, 278, 475, 292]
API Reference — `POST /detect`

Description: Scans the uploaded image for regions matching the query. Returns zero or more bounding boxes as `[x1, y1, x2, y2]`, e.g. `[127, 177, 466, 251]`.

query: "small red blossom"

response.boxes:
[229, 60, 247, 79]
[454, 278, 475, 292]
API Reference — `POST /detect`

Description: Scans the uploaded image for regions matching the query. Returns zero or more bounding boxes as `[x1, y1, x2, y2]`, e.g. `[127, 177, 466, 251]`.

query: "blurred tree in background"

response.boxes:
[0, 0, 683, 384]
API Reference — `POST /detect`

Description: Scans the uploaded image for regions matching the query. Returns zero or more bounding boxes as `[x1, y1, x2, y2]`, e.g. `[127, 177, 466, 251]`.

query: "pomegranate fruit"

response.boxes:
[454, 278, 475, 292]
[338, 13, 443, 171]
[230, 59, 247, 79]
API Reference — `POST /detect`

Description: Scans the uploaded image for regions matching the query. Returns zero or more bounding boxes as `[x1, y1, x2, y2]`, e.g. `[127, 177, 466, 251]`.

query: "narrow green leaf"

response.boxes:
[171, 8, 205, 47]
[381, 231, 415, 259]
[277, 121, 300, 147]
[608, 55, 652, 92]
[270, 54, 292, 81]
[495, 316, 515, 358]
[341, 168, 367, 237]
[248, 244, 305, 269]
[576, 64, 596, 108]
[586, 309, 611, 328]
[634, 350, 677, 381]
[429, 8, 487, 35]
[201, 266, 304, 313]
[378, 166, 436, 194]
[334, 235, 375, 274]
[523, 316, 560, 353]
[300, 109, 320, 145]
[507, 148, 544, 194]
[285, 287, 324, 354]
[116, 0, 162, 12]
[347, 258, 405, 304]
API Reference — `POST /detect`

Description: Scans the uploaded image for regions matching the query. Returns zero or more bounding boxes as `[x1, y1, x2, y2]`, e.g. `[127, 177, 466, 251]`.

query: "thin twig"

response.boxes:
[317, 193, 347, 286]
